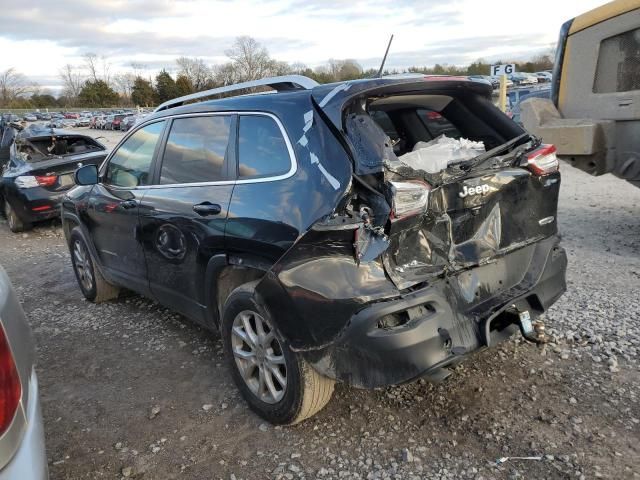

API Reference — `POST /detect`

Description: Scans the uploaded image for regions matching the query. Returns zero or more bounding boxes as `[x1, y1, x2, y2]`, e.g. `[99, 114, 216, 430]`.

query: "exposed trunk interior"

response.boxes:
[16, 134, 105, 163]
[334, 84, 560, 291]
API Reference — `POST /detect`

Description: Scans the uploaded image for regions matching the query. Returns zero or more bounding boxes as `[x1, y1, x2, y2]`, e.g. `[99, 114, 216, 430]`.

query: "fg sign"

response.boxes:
[490, 64, 515, 76]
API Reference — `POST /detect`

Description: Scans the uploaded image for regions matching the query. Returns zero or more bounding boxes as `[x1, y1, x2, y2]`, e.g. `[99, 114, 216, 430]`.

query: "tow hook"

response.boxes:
[517, 309, 548, 344]
[533, 320, 548, 344]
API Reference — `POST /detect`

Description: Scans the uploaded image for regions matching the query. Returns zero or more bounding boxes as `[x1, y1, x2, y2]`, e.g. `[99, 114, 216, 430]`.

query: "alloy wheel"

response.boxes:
[230, 310, 287, 404]
[73, 240, 94, 292]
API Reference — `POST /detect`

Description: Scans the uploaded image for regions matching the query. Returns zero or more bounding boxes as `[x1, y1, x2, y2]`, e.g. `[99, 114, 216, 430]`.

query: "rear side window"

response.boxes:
[105, 121, 164, 188]
[160, 115, 232, 184]
[238, 115, 290, 179]
[594, 27, 640, 93]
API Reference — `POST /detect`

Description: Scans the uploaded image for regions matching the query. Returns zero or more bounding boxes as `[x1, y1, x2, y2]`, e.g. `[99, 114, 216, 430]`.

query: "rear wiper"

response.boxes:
[454, 133, 531, 170]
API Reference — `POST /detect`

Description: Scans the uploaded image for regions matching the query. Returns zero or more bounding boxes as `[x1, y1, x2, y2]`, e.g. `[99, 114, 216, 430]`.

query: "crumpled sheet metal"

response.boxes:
[384, 203, 503, 291]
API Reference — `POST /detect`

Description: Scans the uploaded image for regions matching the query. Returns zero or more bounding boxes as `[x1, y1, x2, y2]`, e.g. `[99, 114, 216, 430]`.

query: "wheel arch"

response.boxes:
[61, 213, 79, 246]
[204, 254, 270, 330]
[63, 214, 110, 282]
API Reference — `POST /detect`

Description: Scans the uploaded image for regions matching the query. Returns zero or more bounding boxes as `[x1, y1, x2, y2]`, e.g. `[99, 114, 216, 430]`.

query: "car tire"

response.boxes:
[3, 200, 29, 233]
[221, 282, 334, 425]
[69, 228, 119, 303]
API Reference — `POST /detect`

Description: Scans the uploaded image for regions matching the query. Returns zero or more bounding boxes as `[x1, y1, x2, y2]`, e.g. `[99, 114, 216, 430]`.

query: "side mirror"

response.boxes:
[75, 164, 99, 186]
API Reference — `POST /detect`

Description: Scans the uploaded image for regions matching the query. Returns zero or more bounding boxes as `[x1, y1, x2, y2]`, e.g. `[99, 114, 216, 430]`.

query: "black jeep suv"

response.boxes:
[62, 75, 567, 424]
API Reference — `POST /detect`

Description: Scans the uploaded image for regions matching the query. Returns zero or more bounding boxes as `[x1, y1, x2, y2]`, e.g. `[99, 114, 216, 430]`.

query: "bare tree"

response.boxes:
[175, 57, 212, 91]
[225, 36, 274, 82]
[323, 59, 362, 81]
[327, 59, 343, 80]
[59, 64, 84, 102]
[83, 53, 99, 82]
[212, 62, 238, 87]
[271, 60, 292, 76]
[101, 55, 112, 86]
[113, 73, 136, 100]
[289, 62, 307, 74]
[129, 62, 145, 78]
[0, 68, 33, 107]
[83, 53, 112, 85]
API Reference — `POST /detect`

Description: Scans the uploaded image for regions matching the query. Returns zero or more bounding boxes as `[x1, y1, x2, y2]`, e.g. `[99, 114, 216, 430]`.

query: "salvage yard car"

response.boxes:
[0, 124, 108, 232]
[61, 74, 567, 425]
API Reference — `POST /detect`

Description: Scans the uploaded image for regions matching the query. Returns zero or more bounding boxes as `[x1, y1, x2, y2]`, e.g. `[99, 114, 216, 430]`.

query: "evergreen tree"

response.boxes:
[175, 74, 193, 96]
[131, 77, 155, 106]
[78, 80, 119, 107]
[155, 70, 178, 104]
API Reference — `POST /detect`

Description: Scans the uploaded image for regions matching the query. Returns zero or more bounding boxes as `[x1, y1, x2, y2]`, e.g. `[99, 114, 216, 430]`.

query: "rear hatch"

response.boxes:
[313, 77, 561, 290]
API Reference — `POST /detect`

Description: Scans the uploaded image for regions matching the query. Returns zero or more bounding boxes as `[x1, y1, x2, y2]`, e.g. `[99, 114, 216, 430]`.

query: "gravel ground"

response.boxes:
[0, 127, 638, 479]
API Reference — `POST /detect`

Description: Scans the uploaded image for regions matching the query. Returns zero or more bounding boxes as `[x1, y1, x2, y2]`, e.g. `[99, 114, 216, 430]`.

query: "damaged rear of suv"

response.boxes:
[303, 77, 567, 390]
[63, 75, 566, 425]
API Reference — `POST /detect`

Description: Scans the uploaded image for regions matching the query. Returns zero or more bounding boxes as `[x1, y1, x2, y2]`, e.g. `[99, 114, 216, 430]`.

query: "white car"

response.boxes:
[509, 73, 538, 86]
[95, 116, 108, 129]
[534, 72, 553, 83]
[74, 117, 91, 128]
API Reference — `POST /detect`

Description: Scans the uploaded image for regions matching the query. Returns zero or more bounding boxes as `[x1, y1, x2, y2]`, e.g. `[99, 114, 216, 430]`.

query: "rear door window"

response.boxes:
[159, 115, 232, 184]
[104, 121, 164, 188]
[237, 115, 291, 179]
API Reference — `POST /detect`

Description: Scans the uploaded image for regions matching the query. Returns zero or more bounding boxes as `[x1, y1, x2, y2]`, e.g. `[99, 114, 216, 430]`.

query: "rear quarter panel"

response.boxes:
[225, 94, 353, 266]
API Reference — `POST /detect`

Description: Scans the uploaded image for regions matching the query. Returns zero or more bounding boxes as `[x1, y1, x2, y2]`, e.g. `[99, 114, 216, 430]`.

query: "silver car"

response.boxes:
[0, 267, 47, 479]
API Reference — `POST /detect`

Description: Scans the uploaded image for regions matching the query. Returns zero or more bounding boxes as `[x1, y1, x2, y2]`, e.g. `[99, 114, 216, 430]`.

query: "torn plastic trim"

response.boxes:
[344, 113, 396, 175]
[454, 132, 533, 171]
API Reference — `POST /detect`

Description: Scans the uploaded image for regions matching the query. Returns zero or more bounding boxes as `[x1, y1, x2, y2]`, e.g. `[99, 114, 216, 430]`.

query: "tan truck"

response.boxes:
[522, 0, 640, 187]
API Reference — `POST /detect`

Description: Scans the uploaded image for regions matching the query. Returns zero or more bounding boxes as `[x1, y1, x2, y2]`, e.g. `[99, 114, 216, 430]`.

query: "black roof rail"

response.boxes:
[154, 75, 319, 112]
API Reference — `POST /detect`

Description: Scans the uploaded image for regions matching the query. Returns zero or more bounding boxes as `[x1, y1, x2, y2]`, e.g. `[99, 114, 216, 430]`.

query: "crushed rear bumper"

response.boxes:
[8, 187, 65, 223]
[303, 235, 567, 388]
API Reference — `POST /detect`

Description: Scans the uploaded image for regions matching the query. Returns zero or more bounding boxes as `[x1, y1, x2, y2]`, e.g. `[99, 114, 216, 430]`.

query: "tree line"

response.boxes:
[0, 36, 554, 109]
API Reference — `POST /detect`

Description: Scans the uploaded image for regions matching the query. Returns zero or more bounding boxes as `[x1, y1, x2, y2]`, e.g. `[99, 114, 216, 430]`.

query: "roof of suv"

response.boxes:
[146, 88, 313, 123]
[144, 75, 490, 129]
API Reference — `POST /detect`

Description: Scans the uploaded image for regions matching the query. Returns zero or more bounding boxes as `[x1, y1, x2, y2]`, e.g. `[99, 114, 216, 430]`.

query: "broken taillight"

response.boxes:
[527, 144, 559, 176]
[389, 181, 430, 219]
[0, 324, 21, 436]
[35, 175, 58, 187]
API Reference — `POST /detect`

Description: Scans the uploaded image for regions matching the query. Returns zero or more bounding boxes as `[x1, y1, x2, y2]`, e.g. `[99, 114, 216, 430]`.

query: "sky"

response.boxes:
[0, 0, 606, 92]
